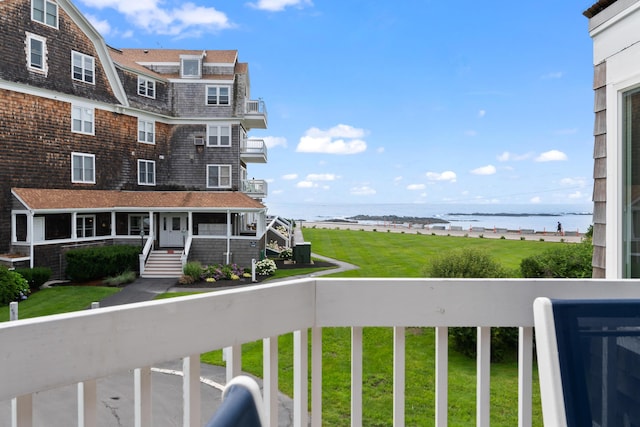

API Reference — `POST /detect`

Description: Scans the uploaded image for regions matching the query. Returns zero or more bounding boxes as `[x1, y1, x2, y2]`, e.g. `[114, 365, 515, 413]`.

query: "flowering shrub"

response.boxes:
[0, 266, 30, 306]
[280, 247, 293, 260]
[255, 259, 277, 276]
[203, 263, 244, 281]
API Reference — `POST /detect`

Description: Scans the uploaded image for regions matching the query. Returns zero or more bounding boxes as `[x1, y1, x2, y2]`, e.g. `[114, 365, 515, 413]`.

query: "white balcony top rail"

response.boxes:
[3, 279, 640, 426]
[245, 99, 267, 116]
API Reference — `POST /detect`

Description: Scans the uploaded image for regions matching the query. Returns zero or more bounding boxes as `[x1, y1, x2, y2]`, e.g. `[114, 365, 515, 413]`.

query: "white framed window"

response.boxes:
[72, 51, 95, 84]
[207, 124, 231, 147]
[71, 105, 94, 134]
[206, 86, 230, 105]
[26, 33, 47, 74]
[138, 76, 156, 98]
[129, 214, 150, 236]
[76, 215, 95, 238]
[32, 0, 58, 28]
[71, 152, 95, 184]
[138, 160, 156, 186]
[207, 165, 232, 188]
[180, 56, 201, 78]
[138, 119, 155, 143]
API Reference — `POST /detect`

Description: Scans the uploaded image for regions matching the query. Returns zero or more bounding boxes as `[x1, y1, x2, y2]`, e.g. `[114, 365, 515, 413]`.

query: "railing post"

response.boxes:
[294, 329, 308, 427]
[224, 345, 242, 382]
[10, 302, 32, 427]
[263, 336, 279, 426]
[435, 327, 448, 427]
[311, 327, 323, 427]
[393, 327, 405, 427]
[183, 355, 201, 427]
[78, 302, 99, 427]
[477, 327, 491, 427]
[351, 327, 363, 427]
[134, 367, 152, 427]
[518, 327, 533, 427]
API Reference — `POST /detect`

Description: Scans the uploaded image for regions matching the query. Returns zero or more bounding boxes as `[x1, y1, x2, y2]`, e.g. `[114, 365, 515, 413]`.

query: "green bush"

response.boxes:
[183, 261, 203, 281]
[255, 259, 277, 276]
[15, 267, 51, 291]
[520, 241, 593, 278]
[425, 248, 516, 362]
[65, 245, 140, 282]
[0, 266, 30, 306]
[103, 270, 137, 287]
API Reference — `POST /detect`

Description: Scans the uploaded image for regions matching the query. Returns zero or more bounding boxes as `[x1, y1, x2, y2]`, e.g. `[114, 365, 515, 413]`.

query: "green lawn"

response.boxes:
[0, 286, 120, 322]
[1, 229, 563, 425]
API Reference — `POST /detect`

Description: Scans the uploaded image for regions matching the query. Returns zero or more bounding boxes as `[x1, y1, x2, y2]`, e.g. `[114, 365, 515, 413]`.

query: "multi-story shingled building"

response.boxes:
[0, 0, 278, 279]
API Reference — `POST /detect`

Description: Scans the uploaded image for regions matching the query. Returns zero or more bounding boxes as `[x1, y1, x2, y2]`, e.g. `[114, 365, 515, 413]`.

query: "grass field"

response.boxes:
[200, 228, 564, 426]
[1, 229, 566, 425]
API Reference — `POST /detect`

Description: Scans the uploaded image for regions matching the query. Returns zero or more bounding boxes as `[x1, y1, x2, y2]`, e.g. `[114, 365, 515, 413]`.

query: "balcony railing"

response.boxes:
[243, 100, 268, 129]
[3, 278, 640, 426]
[242, 179, 268, 199]
[240, 138, 268, 163]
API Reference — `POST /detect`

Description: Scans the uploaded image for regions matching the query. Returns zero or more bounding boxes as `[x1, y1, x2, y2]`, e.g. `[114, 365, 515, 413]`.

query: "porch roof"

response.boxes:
[12, 188, 265, 211]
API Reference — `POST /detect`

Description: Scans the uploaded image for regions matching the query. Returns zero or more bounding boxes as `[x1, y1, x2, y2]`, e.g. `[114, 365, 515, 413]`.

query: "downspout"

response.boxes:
[226, 210, 231, 264]
[28, 211, 34, 268]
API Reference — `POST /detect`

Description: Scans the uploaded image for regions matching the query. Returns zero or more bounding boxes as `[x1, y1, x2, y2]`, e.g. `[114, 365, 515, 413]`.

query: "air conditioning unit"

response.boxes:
[194, 136, 205, 146]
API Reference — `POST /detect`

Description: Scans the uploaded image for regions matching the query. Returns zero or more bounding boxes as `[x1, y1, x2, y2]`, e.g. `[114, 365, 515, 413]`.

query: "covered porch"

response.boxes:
[9, 188, 267, 278]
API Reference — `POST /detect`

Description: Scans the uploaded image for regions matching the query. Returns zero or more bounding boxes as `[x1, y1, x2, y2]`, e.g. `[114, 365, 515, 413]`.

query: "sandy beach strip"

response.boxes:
[299, 220, 583, 243]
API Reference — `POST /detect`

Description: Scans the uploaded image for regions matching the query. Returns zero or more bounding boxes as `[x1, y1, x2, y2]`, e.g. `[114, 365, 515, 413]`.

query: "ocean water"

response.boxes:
[266, 202, 594, 234]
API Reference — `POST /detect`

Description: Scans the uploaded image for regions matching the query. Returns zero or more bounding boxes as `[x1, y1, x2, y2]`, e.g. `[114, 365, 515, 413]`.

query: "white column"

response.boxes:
[224, 345, 242, 383]
[111, 211, 116, 237]
[311, 327, 323, 427]
[435, 327, 448, 427]
[294, 330, 308, 427]
[518, 327, 533, 427]
[134, 367, 152, 427]
[183, 355, 201, 427]
[263, 337, 279, 426]
[477, 327, 491, 427]
[393, 327, 405, 427]
[10, 302, 32, 427]
[351, 327, 363, 427]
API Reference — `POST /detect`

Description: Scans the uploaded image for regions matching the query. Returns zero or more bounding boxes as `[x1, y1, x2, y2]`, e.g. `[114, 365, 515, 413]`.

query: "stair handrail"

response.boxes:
[138, 232, 154, 275]
[181, 235, 193, 269]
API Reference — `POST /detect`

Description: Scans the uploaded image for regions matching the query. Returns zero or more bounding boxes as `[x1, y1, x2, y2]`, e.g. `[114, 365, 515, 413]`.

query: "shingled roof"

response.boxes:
[12, 188, 265, 211]
[584, 0, 618, 18]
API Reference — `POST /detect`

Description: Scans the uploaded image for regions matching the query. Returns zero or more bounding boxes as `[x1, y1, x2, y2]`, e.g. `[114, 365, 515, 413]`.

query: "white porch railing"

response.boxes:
[138, 233, 154, 275]
[3, 279, 640, 426]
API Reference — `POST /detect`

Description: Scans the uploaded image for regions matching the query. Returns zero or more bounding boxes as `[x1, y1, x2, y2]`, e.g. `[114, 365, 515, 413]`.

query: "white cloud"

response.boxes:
[78, 0, 232, 36]
[85, 13, 112, 34]
[263, 136, 287, 148]
[377, 147, 385, 153]
[568, 191, 584, 199]
[282, 173, 298, 180]
[426, 171, 457, 182]
[535, 150, 568, 162]
[247, 0, 312, 12]
[471, 165, 497, 175]
[407, 184, 426, 191]
[296, 124, 368, 154]
[296, 181, 316, 188]
[305, 173, 338, 181]
[478, 110, 486, 118]
[271, 189, 284, 195]
[394, 176, 403, 183]
[498, 151, 532, 162]
[541, 71, 564, 80]
[530, 196, 542, 203]
[350, 185, 376, 196]
[560, 177, 587, 187]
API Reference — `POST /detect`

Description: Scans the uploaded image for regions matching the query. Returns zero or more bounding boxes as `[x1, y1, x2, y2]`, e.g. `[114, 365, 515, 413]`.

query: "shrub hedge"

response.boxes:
[0, 266, 30, 306]
[65, 245, 139, 282]
[520, 241, 593, 278]
[15, 267, 52, 291]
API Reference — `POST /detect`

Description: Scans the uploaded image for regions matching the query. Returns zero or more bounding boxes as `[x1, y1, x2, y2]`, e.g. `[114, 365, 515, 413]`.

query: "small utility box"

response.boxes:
[293, 242, 311, 264]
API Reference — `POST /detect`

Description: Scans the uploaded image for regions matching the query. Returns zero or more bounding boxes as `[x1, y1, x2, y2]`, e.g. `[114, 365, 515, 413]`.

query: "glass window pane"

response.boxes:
[623, 88, 640, 277]
[219, 87, 229, 104]
[220, 126, 230, 146]
[45, 2, 56, 26]
[33, 0, 44, 22]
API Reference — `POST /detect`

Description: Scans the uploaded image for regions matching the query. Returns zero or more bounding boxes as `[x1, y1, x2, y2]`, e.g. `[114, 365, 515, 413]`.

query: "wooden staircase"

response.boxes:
[141, 250, 183, 278]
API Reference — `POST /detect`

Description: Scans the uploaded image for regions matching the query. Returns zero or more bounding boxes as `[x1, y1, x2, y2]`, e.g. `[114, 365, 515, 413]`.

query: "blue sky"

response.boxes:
[77, 0, 598, 211]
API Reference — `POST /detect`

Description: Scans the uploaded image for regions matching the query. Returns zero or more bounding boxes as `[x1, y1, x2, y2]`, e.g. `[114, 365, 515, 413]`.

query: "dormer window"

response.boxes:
[181, 56, 201, 78]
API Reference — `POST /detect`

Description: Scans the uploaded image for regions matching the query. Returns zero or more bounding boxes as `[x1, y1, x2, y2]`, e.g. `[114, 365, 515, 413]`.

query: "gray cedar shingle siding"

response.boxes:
[592, 61, 607, 278]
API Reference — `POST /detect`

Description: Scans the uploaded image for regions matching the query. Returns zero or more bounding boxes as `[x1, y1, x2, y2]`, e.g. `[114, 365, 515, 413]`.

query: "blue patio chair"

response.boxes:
[534, 298, 640, 427]
[205, 375, 266, 427]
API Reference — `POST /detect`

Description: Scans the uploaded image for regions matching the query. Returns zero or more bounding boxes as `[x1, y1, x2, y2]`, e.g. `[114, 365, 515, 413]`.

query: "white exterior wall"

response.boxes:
[589, 1, 640, 278]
